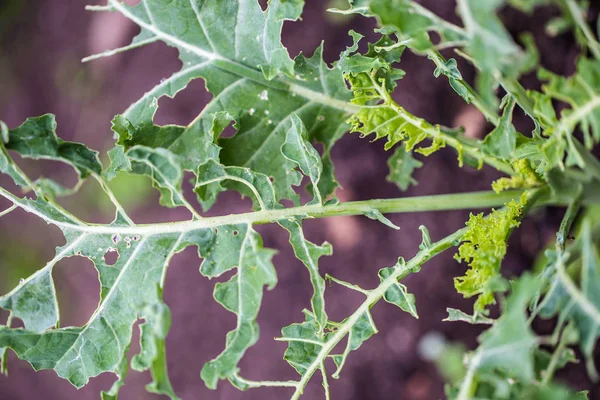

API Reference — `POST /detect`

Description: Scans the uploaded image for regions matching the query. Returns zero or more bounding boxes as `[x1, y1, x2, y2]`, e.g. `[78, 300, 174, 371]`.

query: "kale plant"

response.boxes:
[1, 0, 600, 398]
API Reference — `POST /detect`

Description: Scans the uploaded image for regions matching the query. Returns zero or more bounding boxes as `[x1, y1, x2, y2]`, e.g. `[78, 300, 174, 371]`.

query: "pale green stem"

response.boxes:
[434, 40, 469, 51]
[456, 0, 476, 34]
[409, 2, 467, 37]
[456, 352, 480, 400]
[0, 204, 17, 218]
[556, 187, 583, 252]
[231, 374, 299, 388]
[564, 0, 600, 60]
[556, 261, 600, 329]
[320, 361, 331, 400]
[0, 186, 526, 235]
[0, 312, 12, 375]
[325, 274, 370, 295]
[541, 328, 569, 385]
[556, 255, 600, 381]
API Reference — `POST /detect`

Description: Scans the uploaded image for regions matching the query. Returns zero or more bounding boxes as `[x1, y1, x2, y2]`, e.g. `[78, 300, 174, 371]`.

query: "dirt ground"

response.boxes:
[0, 1, 597, 399]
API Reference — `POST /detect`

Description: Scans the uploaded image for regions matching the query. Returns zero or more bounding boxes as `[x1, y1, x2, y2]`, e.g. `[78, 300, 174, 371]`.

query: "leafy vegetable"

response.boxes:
[1, 0, 600, 399]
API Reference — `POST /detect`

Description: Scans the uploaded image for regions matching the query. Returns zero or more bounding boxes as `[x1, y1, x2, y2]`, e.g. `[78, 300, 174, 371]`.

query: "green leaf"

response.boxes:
[132, 300, 180, 399]
[477, 274, 539, 376]
[444, 308, 494, 324]
[5, 114, 101, 178]
[456, 0, 528, 76]
[492, 158, 543, 193]
[364, 209, 400, 230]
[195, 159, 277, 211]
[195, 158, 335, 346]
[281, 114, 324, 204]
[378, 261, 418, 318]
[331, 311, 377, 378]
[280, 218, 332, 334]
[281, 311, 329, 375]
[433, 57, 474, 104]
[328, 0, 372, 16]
[96, 0, 353, 204]
[0, 226, 184, 393]
[128, 146, 196, 213]
[386, 145, 423, 191]
[483, 96, 518, 160]
[200, 225, 277, 389]
[368, 0, 466, 52]
[0, 115, 102, 195]
[107, 112, 226, 183]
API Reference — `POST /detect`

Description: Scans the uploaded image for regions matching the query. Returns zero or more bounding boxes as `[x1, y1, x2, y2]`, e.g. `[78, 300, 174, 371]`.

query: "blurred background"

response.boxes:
[0, 0, 597, 399]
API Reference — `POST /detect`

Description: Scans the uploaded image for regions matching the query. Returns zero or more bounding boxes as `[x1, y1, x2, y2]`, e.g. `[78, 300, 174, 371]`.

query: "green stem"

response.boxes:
[231, 374, 299, 388]
[0, 204, 17, 218]
[564, 0, 600, 60]
[0, 313, 12, 375]
[541, 327, 569, 385]
[0, 186, 526, 235]
[457, 352, 480, 400]
[456, 0, 476, 34]
[556, 187, 583, 252]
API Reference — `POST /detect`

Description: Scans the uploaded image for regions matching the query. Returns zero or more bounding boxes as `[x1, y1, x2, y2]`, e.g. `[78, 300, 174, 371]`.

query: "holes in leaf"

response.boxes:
[233, 230, 239, 236]
[313, 141, 324, 156]
[218, 122, 237, 139]
[104, 248, 119, 265]
[429, 31, 442, 46]
[53, 255, 100, 327]
[154, 78, 209, 125]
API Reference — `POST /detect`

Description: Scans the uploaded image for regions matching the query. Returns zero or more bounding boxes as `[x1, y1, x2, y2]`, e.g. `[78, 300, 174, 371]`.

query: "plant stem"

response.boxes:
[556, 187, 583, 252]
[541, 328, 569, 385]
[231, 374, 299, 388]
[0, 313, 12, 375]
[0, 186, 526, 235]
[564, 0, 600, 60]
[456, 352, 480, 400]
